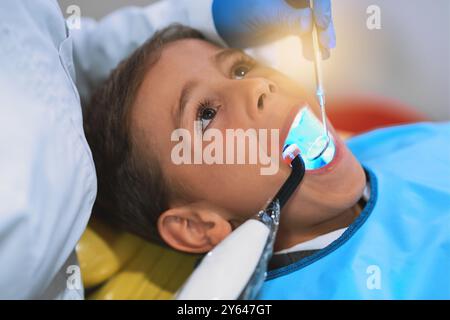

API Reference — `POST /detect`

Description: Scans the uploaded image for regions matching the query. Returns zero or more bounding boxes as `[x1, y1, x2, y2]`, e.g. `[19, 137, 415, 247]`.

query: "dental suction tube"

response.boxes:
[239, 153, 305, 299]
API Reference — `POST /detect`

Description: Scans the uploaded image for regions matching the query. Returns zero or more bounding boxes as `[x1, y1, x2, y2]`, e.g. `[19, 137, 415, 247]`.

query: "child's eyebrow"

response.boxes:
[213, 48, 246, 69]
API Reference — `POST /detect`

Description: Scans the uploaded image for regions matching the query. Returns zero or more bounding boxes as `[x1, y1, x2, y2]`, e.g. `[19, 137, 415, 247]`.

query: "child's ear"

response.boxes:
[157, 202, 233, 253]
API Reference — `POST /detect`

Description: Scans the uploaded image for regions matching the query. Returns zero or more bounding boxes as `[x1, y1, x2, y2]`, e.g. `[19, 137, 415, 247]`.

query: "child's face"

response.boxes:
[131, 39, 366, 252]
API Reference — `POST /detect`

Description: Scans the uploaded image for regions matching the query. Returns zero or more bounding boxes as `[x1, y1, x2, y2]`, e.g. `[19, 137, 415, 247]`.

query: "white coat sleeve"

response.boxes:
[0, 82, 96, 299]
[71, 0, 224, 105]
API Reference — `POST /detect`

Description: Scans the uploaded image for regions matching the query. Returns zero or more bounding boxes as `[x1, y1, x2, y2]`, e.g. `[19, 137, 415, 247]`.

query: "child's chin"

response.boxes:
[334, 162, 367, 203]
[309, 158, 366, 202]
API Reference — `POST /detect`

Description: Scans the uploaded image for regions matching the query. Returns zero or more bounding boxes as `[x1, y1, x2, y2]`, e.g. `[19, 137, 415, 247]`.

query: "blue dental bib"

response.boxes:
[259, 122, 450, 299]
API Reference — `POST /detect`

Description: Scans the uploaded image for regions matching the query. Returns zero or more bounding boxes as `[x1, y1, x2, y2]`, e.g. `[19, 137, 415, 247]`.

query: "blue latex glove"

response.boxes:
[212, 0, 336, 59]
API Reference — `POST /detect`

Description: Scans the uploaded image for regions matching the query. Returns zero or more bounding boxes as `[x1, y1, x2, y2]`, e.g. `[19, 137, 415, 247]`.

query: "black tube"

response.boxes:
[273, 155, 305, 210]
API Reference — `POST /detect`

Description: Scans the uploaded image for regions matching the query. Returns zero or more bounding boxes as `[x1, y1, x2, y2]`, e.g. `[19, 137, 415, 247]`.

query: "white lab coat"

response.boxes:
[0, 0, 216, 299]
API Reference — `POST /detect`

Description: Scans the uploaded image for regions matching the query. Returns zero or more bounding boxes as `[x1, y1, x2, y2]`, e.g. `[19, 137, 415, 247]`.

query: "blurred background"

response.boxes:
[58, 0, 450, 120]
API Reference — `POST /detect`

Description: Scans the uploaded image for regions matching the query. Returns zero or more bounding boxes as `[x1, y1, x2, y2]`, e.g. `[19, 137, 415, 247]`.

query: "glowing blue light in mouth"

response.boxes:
[283, 106, 336, 170]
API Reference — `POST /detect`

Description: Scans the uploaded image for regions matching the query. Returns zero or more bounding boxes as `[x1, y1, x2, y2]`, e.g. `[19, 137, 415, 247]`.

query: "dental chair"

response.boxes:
[77, 219, 198, 299]
[77, 95, 428, 300]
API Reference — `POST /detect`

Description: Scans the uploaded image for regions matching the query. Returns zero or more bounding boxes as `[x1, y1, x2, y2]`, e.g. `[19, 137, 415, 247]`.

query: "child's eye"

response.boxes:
[230, 56, 256, 80]
[196, 100, 219, 131]
[233, 65, 252, 80]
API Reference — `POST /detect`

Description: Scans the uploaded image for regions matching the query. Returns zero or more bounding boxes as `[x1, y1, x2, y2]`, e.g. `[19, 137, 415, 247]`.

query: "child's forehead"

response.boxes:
[159, 38, 222, 65]
[141, 38, 224, 90]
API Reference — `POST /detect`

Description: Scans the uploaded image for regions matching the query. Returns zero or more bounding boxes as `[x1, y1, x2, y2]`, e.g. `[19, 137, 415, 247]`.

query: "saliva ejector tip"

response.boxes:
[282, 144, 301, 167]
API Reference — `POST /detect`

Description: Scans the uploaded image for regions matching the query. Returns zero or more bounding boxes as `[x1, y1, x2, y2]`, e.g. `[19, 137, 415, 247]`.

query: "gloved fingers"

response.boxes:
[258, 6, 316, 47]
[285, 0, 332, 33]
[319, 20, 336, 51]
[288, 1, 335, 60]
[297, 7, 313, 33]
[283, 0, 312, 34]
[312, 0, 332, 29]
[263, 7, 312, 42]
[300, 23, 333, 60]
[211, 0, 335, 55]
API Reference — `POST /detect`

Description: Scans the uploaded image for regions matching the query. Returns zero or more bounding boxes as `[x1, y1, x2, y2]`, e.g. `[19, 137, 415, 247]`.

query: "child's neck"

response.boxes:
[274, 202, 362, 251]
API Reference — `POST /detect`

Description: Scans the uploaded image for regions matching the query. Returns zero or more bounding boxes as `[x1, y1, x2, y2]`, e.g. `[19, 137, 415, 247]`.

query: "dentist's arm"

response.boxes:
[0, 84, 96, 299]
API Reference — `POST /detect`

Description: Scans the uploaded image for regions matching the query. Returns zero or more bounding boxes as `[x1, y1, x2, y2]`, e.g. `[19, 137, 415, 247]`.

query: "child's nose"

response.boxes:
[236, 78, 278, 120]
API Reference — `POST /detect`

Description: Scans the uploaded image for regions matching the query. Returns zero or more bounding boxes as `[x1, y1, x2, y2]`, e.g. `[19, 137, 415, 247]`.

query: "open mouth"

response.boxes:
[281, 106, 336, 170]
